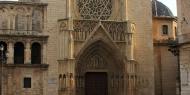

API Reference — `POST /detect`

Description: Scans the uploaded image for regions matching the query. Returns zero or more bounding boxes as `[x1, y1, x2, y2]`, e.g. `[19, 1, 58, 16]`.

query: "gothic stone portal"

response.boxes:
[75, 40, 125, 95]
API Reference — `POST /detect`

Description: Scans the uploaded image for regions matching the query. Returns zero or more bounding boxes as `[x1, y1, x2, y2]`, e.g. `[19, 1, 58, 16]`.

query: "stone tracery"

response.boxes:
[77, 0, 112, 20]
[73, 20, 129, 42]
[73, 20, 98, 40]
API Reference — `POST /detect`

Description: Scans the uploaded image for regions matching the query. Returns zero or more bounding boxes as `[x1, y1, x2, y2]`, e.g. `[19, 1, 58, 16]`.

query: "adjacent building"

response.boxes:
[152, 0, 178, 95]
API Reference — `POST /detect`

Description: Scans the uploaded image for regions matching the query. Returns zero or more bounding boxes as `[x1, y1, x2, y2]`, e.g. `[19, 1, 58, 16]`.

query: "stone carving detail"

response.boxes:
[0, 4, 44, 33]
[0, 16, 8, 30]
[15, 14, 28, 30]
[75, 75, 84, 88]
[181, 63, 190, 85]
[59, 73, 74, 91]
[59, 21, 67, 32]
[102, 21, 127, 41]
[73, 20, 129, 42]
[76, 54, 107, 72]
[131, 23, 136, 33]
[0, 8, 8, 30]
[32, 10, 42, 31]
[111, 74, 124, 88]
[77, 0, 112, 20]
[73, 20, 98, 40]
[59, 74, 67, 90]
[86, 54, 106, 69]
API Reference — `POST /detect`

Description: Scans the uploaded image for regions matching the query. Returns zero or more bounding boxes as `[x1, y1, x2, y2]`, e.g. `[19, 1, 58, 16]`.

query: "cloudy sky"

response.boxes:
[158, 0, 177, 16]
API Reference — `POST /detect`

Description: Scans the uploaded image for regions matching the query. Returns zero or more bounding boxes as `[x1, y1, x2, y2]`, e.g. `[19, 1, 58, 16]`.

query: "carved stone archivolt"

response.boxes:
[86, 54, 106, 69]
[77, 0, 112, 20]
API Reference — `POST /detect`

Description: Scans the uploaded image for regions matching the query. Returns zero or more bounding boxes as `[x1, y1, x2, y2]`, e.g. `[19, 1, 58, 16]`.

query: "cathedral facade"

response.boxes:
[0, 0, 156, 95]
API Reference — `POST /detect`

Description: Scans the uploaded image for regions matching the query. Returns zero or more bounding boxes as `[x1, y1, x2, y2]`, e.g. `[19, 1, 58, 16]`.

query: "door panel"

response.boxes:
[85, 72, 108, 95]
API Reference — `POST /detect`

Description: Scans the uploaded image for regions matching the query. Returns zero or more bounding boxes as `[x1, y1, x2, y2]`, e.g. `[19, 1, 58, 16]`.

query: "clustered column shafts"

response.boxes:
[7, 42, 14, 64]
[25, 42, 31, 64]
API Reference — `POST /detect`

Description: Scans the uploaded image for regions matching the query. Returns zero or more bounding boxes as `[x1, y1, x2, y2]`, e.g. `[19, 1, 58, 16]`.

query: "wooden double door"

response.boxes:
[85, 72, 108, 95]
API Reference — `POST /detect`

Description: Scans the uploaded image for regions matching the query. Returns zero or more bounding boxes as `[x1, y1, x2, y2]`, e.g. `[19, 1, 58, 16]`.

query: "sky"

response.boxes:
[158, 0, 177, 16]
[0, 0, 18, 1]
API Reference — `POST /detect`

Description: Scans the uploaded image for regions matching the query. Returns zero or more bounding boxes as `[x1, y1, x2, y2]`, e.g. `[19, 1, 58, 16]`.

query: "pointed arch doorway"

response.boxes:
[75, 40, 125, 95]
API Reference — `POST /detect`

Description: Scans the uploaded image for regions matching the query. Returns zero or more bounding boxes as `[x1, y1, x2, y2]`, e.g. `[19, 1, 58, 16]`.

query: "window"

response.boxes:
[0, 41, 7, 64]
[23, 77, 31, 88]
[175, 27, 177, 37]
[31, 43, 41, 64]
[162, 25, 168, 35]
[14, 42, 24, 64]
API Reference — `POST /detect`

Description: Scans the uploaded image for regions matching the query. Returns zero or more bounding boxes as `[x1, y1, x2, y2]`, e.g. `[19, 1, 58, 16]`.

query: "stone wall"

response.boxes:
[45, 0, 67, 95]
[177, 0, 190, 95]
[154, 46, 177, 95]
[3, 67, 47, 95]
[127, 0, 155, 95]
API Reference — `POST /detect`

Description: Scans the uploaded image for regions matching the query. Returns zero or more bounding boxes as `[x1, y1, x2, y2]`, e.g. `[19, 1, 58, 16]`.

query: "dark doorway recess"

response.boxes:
[14, 42, 24, 64]
[31, 43, 41, 64]
[85, 72, 108, 95]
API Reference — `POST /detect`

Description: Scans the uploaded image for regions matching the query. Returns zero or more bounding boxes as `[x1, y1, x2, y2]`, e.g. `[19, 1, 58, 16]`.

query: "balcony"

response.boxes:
[0, 29, 47, 37]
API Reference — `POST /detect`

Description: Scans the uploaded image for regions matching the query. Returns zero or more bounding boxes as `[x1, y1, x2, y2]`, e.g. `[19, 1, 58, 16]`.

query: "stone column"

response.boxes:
[27, 15, 32, 30]
[25, 42, 31, 64]
[66, 0, 71, 18]
[7, 42, 14, 64]
[43, 6, 47, 33]
[13, 14, 16, 30]
[126, 22, 135, 60]
[42, 43, 47, 64]
[122, 0, 128, 20]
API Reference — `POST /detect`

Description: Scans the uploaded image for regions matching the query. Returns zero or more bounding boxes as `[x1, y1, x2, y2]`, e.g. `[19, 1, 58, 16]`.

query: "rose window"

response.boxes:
[77, 0, 112, 20]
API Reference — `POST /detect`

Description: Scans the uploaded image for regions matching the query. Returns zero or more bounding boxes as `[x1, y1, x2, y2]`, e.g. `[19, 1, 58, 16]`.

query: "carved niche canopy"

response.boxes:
[77, 0, 112, 20]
